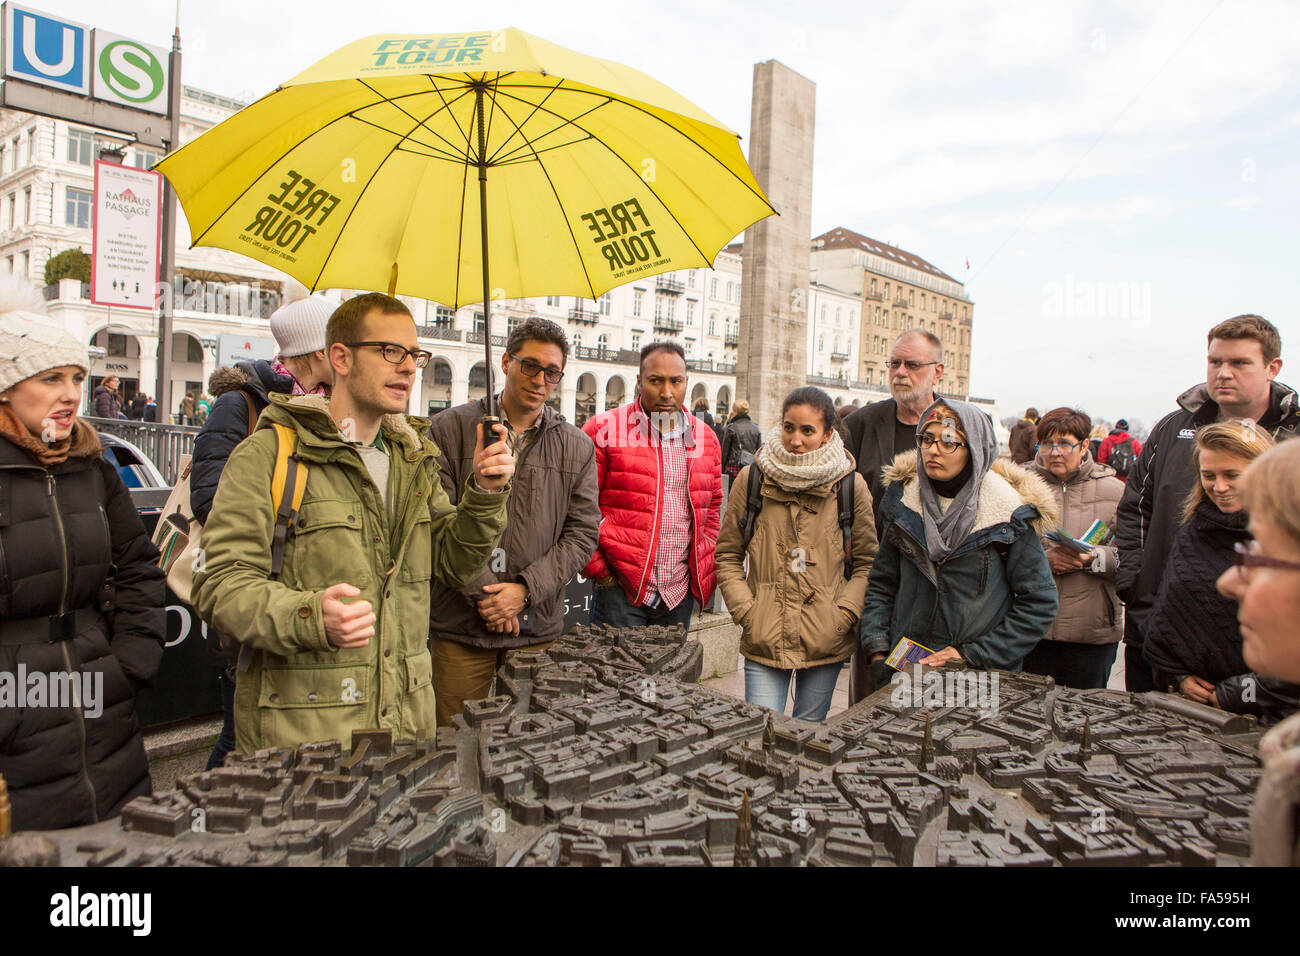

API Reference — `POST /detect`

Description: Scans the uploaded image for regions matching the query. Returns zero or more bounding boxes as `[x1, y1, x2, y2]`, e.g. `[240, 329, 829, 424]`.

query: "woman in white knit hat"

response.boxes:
[0, 278, 165, 829]
[189, 284, 335, 769]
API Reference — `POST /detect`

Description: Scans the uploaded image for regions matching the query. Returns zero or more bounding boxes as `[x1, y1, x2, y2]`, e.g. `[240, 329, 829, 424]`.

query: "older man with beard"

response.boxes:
[844, 329, 945, 703]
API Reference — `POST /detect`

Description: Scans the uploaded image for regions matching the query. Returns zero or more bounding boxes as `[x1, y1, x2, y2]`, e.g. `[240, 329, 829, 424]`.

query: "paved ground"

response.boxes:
[701, 642, 1129, 719]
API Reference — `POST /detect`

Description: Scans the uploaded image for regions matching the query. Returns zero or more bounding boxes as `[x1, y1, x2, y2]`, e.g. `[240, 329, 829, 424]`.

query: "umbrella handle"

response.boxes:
[479, 415, 505, 450]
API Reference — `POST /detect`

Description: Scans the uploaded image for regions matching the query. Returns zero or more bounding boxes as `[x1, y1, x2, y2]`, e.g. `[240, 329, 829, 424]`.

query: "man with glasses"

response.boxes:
[194, 292, 515, 752]
[844, 329, 945, 702]
[426, 317, 600, 727]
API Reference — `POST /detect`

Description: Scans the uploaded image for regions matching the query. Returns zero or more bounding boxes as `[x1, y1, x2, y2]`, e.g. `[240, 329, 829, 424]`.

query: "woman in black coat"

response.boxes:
[721, 400, 762, 480]
[0, 308, 164, 830]
[1144, 421, 1298, 724]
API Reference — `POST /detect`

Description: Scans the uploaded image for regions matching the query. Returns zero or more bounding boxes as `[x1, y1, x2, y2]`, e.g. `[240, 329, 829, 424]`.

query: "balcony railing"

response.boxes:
[653, 317, 685, 332]
[806, 374, 850, 388]
[417, 325, 462, 342]
[568, 307, 599, 325]
[655, 276, 685, 294]
[830, 351, 850, 362]
[939, 310, 954, 321]
[466, 331, 508, 347]
[724, 332, 739, 346]
[865, 290, 884, 302]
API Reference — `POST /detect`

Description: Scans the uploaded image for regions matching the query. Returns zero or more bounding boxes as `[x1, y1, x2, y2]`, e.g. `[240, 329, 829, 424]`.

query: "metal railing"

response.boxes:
[655, 276, 685, 293]
[466, 331, 508, 347]
[568, 307, 599, 324]
[417, 325, 462, 342]
[653, 317, 685, 332]
[85, 416, 199, 484]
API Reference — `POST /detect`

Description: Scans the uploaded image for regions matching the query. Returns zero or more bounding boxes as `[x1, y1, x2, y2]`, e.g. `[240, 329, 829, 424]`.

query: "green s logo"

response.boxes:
[98, 40, 164, 103]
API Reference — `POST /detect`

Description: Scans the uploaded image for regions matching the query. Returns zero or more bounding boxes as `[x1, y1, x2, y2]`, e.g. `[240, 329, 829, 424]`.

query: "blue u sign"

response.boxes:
[3, 3, 90, 93]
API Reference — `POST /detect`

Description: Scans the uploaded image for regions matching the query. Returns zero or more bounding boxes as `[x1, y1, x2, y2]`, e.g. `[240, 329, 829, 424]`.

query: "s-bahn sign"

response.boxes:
[1, 3, 170, 113]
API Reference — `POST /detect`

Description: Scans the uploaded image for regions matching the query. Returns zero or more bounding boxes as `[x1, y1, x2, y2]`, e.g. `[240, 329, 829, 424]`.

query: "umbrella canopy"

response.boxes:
[157, 28, 775, 307]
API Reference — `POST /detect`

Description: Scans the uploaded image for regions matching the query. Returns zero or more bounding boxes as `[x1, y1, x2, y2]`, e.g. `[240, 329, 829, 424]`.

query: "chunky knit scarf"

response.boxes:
[753, 430, 852, 492]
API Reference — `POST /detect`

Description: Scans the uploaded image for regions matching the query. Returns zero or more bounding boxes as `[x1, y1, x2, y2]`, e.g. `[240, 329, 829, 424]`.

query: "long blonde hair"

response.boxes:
[1243, 439, 1300, 547]
[1182, 420, 1275, 522]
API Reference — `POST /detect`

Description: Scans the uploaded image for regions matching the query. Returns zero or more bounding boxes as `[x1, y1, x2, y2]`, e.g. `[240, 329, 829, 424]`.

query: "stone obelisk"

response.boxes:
[737, 60, 816, 434]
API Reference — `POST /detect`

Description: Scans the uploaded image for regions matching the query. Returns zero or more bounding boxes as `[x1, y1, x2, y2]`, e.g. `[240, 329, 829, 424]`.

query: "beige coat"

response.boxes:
[1252, 710, 1300, 865]
[1032, 455, 1125, 645]
[716, 464, 877, 670]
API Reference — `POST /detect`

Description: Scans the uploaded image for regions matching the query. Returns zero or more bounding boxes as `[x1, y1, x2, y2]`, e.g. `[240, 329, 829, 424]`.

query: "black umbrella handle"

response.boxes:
[479, 415, 505, 450]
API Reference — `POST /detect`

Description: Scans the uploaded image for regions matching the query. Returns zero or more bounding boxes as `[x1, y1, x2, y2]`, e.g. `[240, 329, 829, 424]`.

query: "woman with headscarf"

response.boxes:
[0, 280, 164, 829]
[860, 399, 1059, 686]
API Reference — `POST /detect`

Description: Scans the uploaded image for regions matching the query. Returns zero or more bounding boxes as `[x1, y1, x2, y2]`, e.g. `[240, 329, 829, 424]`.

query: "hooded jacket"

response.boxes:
[860, 452, 1059, 671]
[1097, 430, 1142, 470]
[1031, 453, 1124, 646]
[427, 397, 599, 649]
[190, 360, 293, 524]
[1143, 500, 1299, 723]
[581, 401, 723, 607]
[715, 463, 877, 670]
[0, 424, 164, 829]
[192, 393, 509, 752]
[1115, 380, 1300, 636]
[91, 385, 120, 420]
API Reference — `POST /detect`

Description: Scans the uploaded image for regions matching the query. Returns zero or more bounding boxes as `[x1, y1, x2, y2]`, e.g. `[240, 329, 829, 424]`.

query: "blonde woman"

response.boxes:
[1215, 439, 1300, 864]
[1144, 421, 1295, 721]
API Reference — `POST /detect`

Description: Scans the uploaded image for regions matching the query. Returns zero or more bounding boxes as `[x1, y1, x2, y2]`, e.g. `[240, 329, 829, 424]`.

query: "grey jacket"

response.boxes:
[427, 398, 600, 648]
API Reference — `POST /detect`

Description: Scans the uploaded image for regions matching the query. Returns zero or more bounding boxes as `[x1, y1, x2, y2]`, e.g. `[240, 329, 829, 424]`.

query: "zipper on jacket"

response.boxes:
[60, 640, 99, 824]
[47, 475, 69, 615]
[635, 430, 665, 601]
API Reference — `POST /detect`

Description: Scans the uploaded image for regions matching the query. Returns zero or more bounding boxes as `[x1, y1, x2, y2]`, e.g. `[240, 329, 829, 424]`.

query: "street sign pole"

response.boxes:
[155, 25, 181, 421]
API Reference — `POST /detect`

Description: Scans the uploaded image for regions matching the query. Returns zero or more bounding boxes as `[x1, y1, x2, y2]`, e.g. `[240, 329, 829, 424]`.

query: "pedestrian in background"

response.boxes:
[92, 374, 121, 419]
[1144, 421, 1297, 722]
[1097, 417, 1142, 482]
[0, 284, 164, 829]
[1214, 439, 1300, 864]
[1024, 408, 1124, 689]
[715, 387, 876, 721]
[1008, 407, 1039, 464]
[721, 399, 761, 480]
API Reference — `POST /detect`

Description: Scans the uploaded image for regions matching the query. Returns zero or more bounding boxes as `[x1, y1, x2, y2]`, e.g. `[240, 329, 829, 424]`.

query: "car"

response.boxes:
[97, 431, 172, 513]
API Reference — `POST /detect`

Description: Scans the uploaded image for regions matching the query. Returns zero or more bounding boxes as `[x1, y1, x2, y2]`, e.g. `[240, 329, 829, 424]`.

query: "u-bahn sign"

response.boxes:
[0, 3, 173, 146]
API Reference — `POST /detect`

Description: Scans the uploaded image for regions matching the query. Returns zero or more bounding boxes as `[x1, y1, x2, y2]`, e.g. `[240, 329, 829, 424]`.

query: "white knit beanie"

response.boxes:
[0, 277, 88, 394]
[269, 282, 333, 357]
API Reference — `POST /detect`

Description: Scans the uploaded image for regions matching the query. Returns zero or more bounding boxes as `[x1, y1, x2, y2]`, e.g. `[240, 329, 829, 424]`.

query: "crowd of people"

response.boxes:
[0, 273, 1296, 864]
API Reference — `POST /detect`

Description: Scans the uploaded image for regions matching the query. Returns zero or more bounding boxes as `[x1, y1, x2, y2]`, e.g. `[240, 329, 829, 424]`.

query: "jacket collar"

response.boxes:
[1177, 379, 1300, 429]
[476, 394, 564, 435]
[262, 393, 428, 461]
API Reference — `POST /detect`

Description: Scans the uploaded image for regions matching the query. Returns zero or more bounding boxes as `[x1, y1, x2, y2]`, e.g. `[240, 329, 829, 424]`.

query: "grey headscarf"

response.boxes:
[915, 398, 999, 562]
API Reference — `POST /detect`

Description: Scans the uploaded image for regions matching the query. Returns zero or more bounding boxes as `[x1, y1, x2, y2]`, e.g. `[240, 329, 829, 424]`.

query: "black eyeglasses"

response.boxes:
[345, 341, 432, 368]
[917, 434, 967, 454]
[887, 359, 938, 372]
[1232, 540, 1300, 579]
[509, 353, 564, 384]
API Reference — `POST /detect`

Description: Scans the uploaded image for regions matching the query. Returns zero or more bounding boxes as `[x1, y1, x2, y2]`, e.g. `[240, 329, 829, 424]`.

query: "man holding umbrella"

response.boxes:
[194, 293, 515, 751]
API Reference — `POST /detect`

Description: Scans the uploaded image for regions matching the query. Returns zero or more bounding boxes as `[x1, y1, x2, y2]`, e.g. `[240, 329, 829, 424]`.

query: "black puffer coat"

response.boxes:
[721, 413, 761, 476]
[190, 360, 291, 524]
[0, 426, 164, 829]
[1144, 499, 1300, 724]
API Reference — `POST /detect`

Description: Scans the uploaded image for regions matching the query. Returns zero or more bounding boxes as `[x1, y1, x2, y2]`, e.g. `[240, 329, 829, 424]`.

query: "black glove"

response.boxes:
[870, 658, 895, 690]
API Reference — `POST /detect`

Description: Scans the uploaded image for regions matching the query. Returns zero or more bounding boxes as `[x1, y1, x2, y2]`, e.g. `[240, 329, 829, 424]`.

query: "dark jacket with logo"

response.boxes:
[0, 427, 165, 830]
[1115, 380, 1300, 640]
[1143, 500, 1299, 724]
[427, 398, 600, 648]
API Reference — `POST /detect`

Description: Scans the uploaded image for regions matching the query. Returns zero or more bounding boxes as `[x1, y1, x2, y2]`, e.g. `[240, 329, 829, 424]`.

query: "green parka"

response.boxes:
[192, 394, 508, 751]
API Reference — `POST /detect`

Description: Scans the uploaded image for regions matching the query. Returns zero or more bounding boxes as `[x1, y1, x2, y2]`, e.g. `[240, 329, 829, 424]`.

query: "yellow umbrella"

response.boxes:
[157, 28, 775, 415]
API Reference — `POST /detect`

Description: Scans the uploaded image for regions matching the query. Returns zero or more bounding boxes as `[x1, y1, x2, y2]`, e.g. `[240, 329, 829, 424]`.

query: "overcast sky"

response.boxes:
[54, 0, 1300, 428]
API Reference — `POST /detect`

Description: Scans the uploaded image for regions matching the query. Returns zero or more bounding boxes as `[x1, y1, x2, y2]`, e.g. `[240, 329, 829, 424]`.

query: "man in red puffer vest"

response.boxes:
[582, 342, 723, 633]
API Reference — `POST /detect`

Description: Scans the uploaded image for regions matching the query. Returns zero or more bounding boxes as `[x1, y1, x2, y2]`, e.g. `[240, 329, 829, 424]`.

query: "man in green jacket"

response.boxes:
[194, 293, 514, 753]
